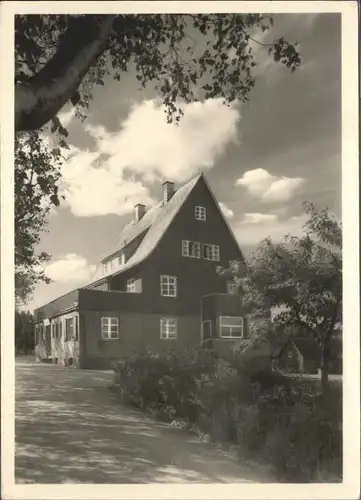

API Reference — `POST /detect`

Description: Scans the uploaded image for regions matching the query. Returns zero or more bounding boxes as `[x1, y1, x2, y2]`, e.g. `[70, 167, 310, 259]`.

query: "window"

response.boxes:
[127, 279, 136, 293]
[203, 244, 220, 262]
[160, 275, 177, 297]
[118, 253, 126, 266]
[182, 240, 201, 258]
[65, 317, 78, 341]
[195, 205, 206, 221]
[227, 282, 238, 295]
[101, 317, 119, 340]
[288, 351, 293, 359]
[160, 317, 177, 340]
[51, 323, 56, 338]
[219, 316, 244, 338]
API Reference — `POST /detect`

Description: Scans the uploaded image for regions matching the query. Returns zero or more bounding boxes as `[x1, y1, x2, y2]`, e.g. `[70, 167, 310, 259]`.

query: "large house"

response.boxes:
[34, 173, 250, 369]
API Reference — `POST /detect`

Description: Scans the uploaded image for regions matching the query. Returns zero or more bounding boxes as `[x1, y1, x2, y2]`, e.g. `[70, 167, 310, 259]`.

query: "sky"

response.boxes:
[29, 13, 341, 311]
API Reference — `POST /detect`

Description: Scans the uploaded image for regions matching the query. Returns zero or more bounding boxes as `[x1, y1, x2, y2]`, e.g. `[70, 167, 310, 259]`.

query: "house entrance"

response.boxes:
[45, 325, 51, 357]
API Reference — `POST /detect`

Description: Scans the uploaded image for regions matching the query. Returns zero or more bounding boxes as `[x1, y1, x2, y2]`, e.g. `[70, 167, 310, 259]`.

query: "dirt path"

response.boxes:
[15, 358, 275, 484]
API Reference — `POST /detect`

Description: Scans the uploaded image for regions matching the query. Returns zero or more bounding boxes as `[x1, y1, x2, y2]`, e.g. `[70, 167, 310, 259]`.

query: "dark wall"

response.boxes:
[80, 310, 200, 368]
[137, 177, 244, 316]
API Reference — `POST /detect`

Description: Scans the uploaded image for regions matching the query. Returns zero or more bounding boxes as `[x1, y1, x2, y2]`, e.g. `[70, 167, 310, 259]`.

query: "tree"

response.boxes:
[15, 309, 35, 355]
[14, 14, 300, 302]
[219, 202, 342, 395]
[15, 131, 64, 305]
[15, 14, 301, 132]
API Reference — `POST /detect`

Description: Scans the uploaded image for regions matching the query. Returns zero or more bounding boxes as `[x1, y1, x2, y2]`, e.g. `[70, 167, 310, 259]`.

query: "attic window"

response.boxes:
[182, 240, 201, 258]
[118, 253, 126, 266]
[203, 244, 220, 262]
[195, 206, 206, 221]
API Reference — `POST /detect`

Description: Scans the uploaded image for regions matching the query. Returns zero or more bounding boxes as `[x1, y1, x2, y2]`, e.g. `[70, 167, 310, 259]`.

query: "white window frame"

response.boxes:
[219, 316, 244, 339]
[101, 317, 119, 340]
[195, 205, 206, 221]
[65, 317, 76, 341]
[182, 240, 201, 258]
[160, 317, 177, 340]
[203, 243, 220, 262]
[126, 278, 136, 293]
[160, 275, 177, 297]
[227, 281, 238, 295]
[118, 253, 126, 266]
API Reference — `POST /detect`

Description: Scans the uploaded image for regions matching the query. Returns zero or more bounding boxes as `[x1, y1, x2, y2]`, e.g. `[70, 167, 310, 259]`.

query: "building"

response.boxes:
[34, 173, 249, 369]
[275, 335, 342, 375]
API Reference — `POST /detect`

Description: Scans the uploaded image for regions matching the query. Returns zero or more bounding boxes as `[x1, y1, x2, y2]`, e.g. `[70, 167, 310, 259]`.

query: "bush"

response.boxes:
[112, 349, 342, 482]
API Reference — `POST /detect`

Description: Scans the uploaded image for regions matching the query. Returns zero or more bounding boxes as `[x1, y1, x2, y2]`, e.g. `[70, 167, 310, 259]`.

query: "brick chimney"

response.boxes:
[135, 203, 146, 222]
[163, 181, 175, 203]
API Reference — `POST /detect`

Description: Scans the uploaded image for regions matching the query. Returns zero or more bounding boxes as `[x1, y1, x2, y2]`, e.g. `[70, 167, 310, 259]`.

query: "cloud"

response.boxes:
[219, 202, 234, 219]
[243, 213, 278, 224]
[58, 106, 76, 128]
[236, 168, 304, 202]
[45, 254, 96, 283]
[61, 98, 240, 217]
[235, 212, 308, 246]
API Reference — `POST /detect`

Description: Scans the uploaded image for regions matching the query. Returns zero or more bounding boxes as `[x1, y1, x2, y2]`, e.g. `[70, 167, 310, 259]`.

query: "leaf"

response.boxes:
[70, 91, 80, 106]
[50, 194, 60, 207]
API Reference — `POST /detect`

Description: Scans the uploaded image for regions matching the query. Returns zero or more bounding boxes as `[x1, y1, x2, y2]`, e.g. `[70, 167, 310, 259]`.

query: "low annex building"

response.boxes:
[34, 173, 249, 369]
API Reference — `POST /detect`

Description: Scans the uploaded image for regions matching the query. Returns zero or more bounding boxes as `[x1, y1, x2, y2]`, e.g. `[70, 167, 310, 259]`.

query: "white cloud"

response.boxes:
[236, 213, 308, 246]
[58, 106, 76, 127]
[61, 98, 240, 217]
[243, 213, 278, 224]
[236, 168, 304, 203]
[219, 202, 234, 219]
[46, 254, 96, 283]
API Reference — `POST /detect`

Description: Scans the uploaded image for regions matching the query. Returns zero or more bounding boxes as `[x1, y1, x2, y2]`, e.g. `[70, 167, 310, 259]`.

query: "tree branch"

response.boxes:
[15, 15, 115, 131]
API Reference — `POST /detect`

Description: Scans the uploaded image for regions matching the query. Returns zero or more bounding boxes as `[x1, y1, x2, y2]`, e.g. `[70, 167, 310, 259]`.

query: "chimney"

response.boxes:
[135, 203, 146, 222]
[163, 181, 175, 203]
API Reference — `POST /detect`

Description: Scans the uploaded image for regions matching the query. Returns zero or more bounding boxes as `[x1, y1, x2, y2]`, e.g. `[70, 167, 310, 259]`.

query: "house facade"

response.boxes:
[34, 174, 249, 369]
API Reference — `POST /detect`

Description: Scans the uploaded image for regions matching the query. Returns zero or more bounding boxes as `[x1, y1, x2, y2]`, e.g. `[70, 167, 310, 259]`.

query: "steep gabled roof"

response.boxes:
[86, 174, 201, 286]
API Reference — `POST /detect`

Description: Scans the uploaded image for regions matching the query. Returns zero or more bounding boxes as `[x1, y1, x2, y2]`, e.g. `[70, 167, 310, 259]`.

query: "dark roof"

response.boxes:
[86, 175, 201, 286]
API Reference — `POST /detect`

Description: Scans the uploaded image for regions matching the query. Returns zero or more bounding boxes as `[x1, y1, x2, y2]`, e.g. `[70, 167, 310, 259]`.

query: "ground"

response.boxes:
[15, 357, 276, 484]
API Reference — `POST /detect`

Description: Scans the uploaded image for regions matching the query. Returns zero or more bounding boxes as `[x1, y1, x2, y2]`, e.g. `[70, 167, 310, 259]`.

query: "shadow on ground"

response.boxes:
[15, 359, 275, 484]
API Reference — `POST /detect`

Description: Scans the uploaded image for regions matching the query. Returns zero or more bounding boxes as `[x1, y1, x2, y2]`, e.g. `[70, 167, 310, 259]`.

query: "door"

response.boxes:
[201, 320, 213, 349]
[45, 325, 51, 357]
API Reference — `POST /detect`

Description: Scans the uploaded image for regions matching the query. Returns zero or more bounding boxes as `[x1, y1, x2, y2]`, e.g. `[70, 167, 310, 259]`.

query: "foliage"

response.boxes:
[219, 202, 342, 393]
[15, 131, 64, 305]
[13, 14, 300, 302]
[15, 14, 301, 131]
[15, 309, 35, 354]
[112, 349, 342, 481]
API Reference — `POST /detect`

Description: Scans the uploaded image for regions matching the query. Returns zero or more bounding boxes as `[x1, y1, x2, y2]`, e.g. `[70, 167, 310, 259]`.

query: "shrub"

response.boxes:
[112, 349, 342, 482]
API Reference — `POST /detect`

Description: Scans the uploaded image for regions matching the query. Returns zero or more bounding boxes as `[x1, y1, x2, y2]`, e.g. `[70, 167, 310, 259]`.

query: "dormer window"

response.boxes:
[118, 253, 126, 266]
[195, 206, 206, 221]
